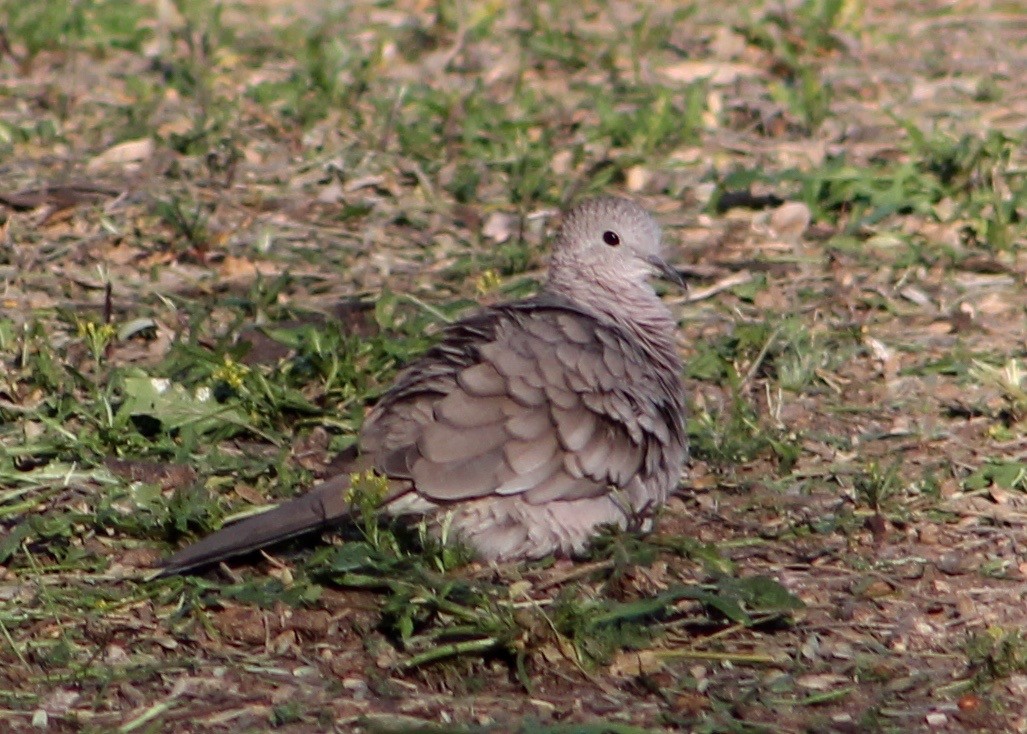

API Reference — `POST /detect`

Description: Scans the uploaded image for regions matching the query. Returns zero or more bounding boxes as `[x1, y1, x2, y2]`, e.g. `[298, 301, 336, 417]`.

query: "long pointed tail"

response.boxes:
[157, 474, 353, 576]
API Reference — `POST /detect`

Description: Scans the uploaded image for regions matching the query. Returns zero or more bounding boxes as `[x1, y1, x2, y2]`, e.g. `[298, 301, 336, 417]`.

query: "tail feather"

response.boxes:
[158, 474, 353, 576]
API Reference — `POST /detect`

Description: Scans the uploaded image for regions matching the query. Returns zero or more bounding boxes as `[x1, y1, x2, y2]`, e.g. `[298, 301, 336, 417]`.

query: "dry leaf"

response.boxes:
[624, 165, 651, 193]
[482, 211, 516, 243]
[87, 138, 154, 172]
[609, 649, 662, 678]
[796, 673, 849, 690]
[769, 201, 811, 243]
[660, 61, 764, 85]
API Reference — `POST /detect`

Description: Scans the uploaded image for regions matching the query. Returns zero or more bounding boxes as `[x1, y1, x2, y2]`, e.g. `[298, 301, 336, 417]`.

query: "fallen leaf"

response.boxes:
[482, 211, 516, 243]
[609, 649, 662, 678]
[660, 61, 764, 85]
[769, 201, 811, 243]
[87, 138, 154, 172]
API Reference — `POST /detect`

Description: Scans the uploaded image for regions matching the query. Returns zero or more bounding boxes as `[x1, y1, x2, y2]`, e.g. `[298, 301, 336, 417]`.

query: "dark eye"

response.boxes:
[602, 230, 620, 246]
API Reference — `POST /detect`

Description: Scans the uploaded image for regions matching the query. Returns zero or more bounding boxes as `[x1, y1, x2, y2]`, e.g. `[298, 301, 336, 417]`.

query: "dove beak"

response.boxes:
[647, 255, 686, 288]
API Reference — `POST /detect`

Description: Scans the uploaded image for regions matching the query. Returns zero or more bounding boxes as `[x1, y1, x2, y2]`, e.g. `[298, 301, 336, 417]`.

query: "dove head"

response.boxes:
[546, 197, 682, 299]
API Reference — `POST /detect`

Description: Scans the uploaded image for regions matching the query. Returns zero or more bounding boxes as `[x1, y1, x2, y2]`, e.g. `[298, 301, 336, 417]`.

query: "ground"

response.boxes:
[1, 0, 1026, 732]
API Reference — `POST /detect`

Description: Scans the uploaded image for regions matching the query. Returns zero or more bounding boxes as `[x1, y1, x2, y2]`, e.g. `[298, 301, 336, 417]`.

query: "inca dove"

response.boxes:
[159, 197, 688, 574]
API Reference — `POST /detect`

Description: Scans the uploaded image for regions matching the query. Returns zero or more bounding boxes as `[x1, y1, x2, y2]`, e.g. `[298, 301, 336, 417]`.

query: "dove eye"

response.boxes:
[602, 230, 620, 246]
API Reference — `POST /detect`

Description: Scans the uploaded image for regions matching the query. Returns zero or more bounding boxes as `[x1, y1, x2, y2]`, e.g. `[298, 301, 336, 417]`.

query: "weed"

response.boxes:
[963, 460, 1027, 493]
[768, 65, 832, 131]
[153, 196, 211, 254]
[852, 461, 903, 512]
[966, 627, 1027, 685]
[76, 319, 117, 367]
[970, 358, 1027, 424]
[738, 0, 851, 69]
[593, 83, 707, 156]
[689, 396, 799, 472]
[3, 0, 153, 59]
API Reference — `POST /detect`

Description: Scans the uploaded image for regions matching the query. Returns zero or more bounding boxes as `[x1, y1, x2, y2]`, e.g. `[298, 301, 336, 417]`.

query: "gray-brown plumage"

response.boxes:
[159, 197, 688, 574]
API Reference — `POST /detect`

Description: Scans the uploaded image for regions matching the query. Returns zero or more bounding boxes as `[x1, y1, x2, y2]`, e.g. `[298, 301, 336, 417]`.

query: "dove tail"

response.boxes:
[157, 474, 354, 576]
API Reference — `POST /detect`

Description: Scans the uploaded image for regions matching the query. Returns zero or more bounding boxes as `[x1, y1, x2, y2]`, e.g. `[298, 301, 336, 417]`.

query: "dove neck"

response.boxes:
[544, 273, 680, 371]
